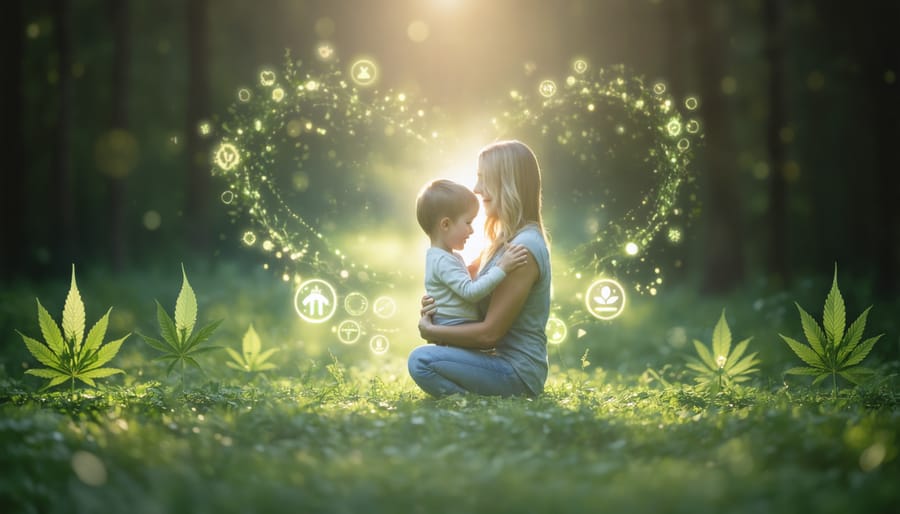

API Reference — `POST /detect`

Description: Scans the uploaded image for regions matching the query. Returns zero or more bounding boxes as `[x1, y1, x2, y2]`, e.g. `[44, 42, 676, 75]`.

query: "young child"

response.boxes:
[416, 179, 528, 326]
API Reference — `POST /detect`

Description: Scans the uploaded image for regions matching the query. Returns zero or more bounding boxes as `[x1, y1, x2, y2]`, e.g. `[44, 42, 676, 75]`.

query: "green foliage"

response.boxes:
[225, 324, 279, 373]
[781, 265, 883, 397]
[685, 309, 760, 393]
[139, 265, 222, 390]
[16, 265, 131, 391]
[17, 265, 128, 392]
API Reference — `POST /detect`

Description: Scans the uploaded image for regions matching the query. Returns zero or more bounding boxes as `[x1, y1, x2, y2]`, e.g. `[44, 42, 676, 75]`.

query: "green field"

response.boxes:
[1, 264, 898, 514]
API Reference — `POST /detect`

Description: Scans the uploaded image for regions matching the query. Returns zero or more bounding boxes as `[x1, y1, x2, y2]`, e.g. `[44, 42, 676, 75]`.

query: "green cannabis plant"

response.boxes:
[781, 266, 882, 398]
[226, 324, 279, 373]
[685, 310, 760, 394]
[18, 265, 128, 392]
[140, 265, 222, 390]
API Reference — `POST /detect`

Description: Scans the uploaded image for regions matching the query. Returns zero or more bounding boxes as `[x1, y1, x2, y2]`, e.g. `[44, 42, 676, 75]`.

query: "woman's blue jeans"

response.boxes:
[407, 344, 532, 397]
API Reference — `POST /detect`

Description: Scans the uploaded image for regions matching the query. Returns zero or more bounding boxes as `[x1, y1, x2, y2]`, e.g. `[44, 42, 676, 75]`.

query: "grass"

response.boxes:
[1, 263, 898, 513]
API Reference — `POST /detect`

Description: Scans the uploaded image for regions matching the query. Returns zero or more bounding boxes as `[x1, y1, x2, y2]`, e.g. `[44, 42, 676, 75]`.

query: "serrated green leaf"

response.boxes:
[184, 319, 223, 352]
[780, 334, 825, 368]
[728, 353, 760, 377]
[796, 303, 826, 358]
[812, 373, 831, 385]
[141, 333, 176, 354]
[725, 338, 751, 369]
[37, 300, 65, 355]
[25, 368, 66, 379]
[184, 356, 202, 370]
[90, 334, 128, 368]
[693, 340, 716, 369]
[165, 357, 180, 376]
[83, 308, 112, 354]
[843, 335, 882, 368]
[838, 306, 871, 362]
[175, 264, 198, 339]
[19, 332, 62, 370]
[79, 367, 124, 379]
[685, 361, 710, 374]
[839, 367, 875, 385]
[256, 348, 279, 365]
[243, 324, 261, 356]
[156, 301, 181, 349]
[44, 374, 71, 389]
[712, 310, 731, 361]
[226, 361, 247, 371]
[62, 265, 86, 350]
[188, 345, 221, 355]
[78, 375, 96, 387]
[225, 347, 244, 365]
[823, 266, 846, 347]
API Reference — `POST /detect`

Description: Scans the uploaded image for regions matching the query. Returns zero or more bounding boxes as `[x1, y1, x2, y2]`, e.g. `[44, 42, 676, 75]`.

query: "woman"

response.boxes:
[409, 140, 551, 397]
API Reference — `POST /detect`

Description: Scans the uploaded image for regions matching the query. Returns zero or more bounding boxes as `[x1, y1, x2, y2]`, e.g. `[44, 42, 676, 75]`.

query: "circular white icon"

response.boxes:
[293, 279, 338, 323]
[350, 59, 377, 86]
[546, 316, 568, 345]
[372, 296, 397, 319]
[585, 278, 627, 320]
[369, 334, 390, 354]
[343, 292, 368, 316]
[336, 319, 362, 344]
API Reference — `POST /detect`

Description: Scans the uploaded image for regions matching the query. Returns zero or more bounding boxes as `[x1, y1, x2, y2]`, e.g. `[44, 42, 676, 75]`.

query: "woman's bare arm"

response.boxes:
[418, 252, 538, 349]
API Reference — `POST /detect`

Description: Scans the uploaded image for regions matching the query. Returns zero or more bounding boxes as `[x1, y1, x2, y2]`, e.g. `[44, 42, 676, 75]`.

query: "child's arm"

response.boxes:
[436, 245, 527, 302]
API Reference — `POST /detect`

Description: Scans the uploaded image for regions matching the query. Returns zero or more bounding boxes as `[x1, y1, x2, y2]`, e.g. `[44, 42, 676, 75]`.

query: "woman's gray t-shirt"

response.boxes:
[477, 224, 550, 395]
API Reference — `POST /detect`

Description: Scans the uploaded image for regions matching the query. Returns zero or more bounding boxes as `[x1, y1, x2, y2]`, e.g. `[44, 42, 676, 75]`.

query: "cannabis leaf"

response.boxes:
[685, 309, 760, 394]
[226, 324, 279, 373]
[781, 265, 882, 398]
[139, 264, 222, 391]
[18, 265, 128, 392]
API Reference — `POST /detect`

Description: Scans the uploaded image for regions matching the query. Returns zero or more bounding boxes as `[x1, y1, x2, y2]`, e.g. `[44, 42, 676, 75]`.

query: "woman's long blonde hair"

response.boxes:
[478, 140, 547, 268]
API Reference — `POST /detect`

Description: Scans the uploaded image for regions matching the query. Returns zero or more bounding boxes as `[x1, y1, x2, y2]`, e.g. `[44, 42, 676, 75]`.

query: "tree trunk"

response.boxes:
[51, 0, 77, 270]
[762, 0, 790, 286]
[185, 0, 211, 252]
[692, 1, 745, 293]
[108, 0, 131, 272]
[0, 1, 26, 282]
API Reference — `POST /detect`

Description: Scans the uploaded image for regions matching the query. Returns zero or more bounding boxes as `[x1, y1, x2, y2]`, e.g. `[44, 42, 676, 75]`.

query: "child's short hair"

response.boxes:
[416, 179, 478, 235]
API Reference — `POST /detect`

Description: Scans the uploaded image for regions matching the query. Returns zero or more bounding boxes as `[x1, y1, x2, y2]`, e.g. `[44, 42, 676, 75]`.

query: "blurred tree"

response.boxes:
[0, 1, 26, 281]
[185, 0, 211, 251]
[51, 0, 77, 269]
[691, 1, 745, 293]
[107, 0, 131, 272]
[763, 0, 789, 285]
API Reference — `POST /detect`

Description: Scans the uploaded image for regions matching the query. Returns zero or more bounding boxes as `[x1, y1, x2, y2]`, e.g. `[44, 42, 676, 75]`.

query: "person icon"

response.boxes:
[293, 279, 338, 323]
[302, 286, 330, 317]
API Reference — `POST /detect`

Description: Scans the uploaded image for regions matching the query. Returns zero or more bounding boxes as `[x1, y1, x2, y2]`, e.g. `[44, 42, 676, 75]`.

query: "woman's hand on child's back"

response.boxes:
[497, 244, 529, 274]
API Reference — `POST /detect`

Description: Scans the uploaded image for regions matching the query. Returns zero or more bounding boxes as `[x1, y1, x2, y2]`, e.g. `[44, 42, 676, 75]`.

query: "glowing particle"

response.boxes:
[684, 97, 699, 110]
[677, 138, 690, 151]
[26, 23, 41, 39]
[350, 59, 377, 86]
[254, 120, 262, 131]
[71, 451, 107, 487]
[539, 80, 557, 98]
[407, 20, 430, 42]
[666, 119, 682, 137]
[220, 191, 234, 204]
[305, 80, 319, 91]
[573, 59, 588, 74]
[142, 210, 161, 231]
[213, 142, 240, 171]
[293, 279, 338, 323]
[259, 70, 276, 87]
[286, 119, 303, 138]
[337, 320, 362, 344]
[587, 103, 595, 111]
[653, 82, 666, 95]
[585, 279, 627, 320]
[272, 88, 285, 102]
[316, 42, 335, 61]
[238, 88, 251, 102]
[262, 240, 275, 251]
[686, 119, 700, 133]
[625, 242, 639, 255]
[242, 231, 257, 246]
[721, 76, 738, 95]
[546, 316, 567, 344]
[667, 227, 682, 243]
[198, 121, 211, 136]
[566, 76, 576, 87]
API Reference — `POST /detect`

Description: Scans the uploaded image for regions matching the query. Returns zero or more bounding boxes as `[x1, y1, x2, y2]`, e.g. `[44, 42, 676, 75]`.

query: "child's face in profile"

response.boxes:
[443, 205, 479, 252]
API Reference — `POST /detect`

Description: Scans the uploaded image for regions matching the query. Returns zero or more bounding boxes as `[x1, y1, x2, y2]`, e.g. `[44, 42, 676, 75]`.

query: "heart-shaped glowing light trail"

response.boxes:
[492, 59, 702, 302]
[211, 49, 440, 287]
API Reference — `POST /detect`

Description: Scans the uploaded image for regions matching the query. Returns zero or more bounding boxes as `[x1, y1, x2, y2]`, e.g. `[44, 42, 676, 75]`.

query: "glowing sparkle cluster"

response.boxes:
[211, 49, 437, 283]
[493, 59, 702, 295]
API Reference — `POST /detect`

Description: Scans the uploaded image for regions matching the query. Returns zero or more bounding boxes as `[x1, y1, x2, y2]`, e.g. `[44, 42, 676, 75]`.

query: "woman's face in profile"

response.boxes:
[473, 169, 496, 218]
